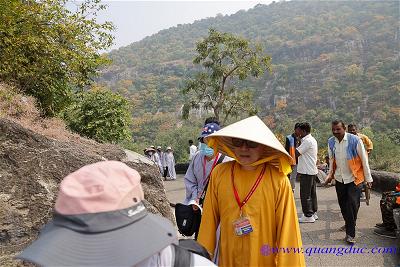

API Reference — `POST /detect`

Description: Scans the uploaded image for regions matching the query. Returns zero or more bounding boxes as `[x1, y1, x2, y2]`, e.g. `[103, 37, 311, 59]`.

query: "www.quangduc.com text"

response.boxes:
[260, 245, 399, 257]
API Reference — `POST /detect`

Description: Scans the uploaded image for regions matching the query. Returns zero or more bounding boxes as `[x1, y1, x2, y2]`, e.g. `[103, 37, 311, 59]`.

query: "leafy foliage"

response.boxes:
[0, 0, 114, 116]
[182, 29, 270, 124]
[62, 87, 132, 143]
[369, 131, 400, 173]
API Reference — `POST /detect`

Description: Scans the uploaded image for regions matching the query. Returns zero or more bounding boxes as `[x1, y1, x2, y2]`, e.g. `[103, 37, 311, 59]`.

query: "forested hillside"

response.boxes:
[97, 1, 399, 169]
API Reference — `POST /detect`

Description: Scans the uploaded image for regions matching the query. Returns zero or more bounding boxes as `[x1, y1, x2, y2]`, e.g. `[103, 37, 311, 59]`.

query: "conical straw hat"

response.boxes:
[204, 116, 292, 174]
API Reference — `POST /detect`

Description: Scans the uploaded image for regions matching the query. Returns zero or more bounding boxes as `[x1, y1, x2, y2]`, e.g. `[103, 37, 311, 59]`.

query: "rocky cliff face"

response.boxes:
[0, 118, 173, 266]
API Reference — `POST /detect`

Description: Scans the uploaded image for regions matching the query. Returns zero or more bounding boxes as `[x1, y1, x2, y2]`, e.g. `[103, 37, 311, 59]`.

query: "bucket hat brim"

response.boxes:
[17, 212, 176, 267]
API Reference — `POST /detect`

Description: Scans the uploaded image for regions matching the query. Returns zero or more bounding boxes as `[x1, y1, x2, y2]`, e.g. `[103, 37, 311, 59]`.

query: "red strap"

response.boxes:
[202, 154, 220, 187]
[231, 162, 266, 210]
[196, 155, 221, 200]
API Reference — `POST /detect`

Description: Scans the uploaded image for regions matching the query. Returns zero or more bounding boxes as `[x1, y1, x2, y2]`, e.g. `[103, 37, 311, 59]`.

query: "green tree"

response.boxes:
[63, 87, 132, 143]
[0, 0, 114, 116]
[369, 132, 400, 173]
[182, 29, 271, 124]
[154, 124, 200, 163]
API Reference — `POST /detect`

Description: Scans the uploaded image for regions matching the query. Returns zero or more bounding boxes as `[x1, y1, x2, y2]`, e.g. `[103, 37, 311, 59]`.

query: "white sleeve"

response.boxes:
[192, 253, 217, 266]
[134, 245, 173, 267]
[357, 140, 373, 182]
[296, 139, 310, 155]
[327, 143, 335, 176]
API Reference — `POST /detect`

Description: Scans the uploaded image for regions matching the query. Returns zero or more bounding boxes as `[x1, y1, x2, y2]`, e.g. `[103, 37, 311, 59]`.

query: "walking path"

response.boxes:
[165, 174, 399, 267]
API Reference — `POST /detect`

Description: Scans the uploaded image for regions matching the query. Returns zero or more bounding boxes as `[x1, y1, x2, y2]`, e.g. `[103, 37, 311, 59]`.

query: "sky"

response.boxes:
[89, 0, 274, 51]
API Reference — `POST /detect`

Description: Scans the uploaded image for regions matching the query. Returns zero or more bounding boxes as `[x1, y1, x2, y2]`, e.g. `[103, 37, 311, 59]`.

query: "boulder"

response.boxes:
[0, 118, 174, 266]
[371, 170, 400, 193]
[175, 162, 189, 174]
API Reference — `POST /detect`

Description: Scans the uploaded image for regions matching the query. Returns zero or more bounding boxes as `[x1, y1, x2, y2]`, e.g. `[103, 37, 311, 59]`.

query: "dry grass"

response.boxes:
[0, 83, 80, 141]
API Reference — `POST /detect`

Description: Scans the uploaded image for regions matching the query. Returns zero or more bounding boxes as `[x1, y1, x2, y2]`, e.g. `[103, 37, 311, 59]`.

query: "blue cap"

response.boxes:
[199, 123, 220, 138]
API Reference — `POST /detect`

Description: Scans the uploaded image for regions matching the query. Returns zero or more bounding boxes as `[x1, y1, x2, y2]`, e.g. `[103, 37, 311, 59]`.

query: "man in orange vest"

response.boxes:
[325, 120, 373, 244]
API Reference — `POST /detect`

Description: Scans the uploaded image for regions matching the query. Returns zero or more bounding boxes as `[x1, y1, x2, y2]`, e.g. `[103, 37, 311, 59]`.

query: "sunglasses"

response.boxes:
[231, 138, 259, 148]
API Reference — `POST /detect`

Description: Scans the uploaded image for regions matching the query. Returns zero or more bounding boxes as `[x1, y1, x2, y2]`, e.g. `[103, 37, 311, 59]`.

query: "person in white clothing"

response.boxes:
[153, 150, 163, 176]
[163, 147, 176, 180]
[295, 122, 319, 223]
[189, 140, 198, 162]
[156, 146, 165, 173]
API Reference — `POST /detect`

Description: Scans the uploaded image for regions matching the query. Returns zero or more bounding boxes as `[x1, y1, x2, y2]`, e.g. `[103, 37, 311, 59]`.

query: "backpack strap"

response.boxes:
[178, 239, 211, 259]
[173, 244, 193, 267]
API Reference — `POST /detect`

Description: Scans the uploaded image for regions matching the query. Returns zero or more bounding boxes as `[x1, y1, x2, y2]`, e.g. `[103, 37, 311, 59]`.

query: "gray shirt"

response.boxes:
[184, 152, 230, 204]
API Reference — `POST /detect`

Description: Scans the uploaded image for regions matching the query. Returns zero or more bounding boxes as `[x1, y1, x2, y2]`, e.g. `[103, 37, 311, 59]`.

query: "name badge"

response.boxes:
[233, 216, 253, 236]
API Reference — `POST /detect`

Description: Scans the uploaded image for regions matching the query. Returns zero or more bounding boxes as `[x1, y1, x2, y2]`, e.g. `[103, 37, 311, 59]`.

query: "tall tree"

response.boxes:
[182, 28, 271, 123]
[0, 0, 114, 116]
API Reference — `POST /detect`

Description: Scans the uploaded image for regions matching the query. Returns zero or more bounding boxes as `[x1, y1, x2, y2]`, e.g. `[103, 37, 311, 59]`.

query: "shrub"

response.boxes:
[63, 87, 132, 143]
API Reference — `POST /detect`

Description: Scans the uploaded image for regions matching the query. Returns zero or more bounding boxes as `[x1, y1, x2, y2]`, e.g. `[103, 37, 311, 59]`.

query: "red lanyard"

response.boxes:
[202, 154, 220, 186]
[231, 162, 266, 210]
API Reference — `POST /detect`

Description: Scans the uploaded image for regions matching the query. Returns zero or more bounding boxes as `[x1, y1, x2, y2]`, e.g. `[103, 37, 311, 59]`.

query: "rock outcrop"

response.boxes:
[0, 118, 173, 266]
[371, 170, 400, 193]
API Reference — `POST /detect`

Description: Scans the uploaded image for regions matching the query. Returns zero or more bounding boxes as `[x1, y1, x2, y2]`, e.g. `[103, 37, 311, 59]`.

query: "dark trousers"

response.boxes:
[380, 191, 398, 231]
[299, 173, 318, 217]
[163, 167, 168, 178]
[335, 181, 362, 238]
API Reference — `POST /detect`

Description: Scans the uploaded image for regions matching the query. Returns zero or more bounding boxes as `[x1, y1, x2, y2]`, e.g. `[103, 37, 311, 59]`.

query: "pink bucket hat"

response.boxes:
[17, 161, 176, 267]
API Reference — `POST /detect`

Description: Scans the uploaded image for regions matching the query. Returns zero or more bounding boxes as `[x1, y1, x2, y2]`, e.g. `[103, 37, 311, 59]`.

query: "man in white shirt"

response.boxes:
[295, 122, 319, 223]
[325, 120, 373, 244]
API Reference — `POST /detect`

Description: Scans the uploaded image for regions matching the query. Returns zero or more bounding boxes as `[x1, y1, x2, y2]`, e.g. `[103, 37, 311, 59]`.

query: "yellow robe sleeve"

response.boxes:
[197, 167, 220, 257]
[275, 172, 306, 266]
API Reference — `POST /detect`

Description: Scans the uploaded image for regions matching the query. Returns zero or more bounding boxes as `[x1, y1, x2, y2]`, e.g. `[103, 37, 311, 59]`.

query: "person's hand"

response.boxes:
[324, 174, 333, 186]
[191, 198, 200, 211]
[366, 182, 372, 189]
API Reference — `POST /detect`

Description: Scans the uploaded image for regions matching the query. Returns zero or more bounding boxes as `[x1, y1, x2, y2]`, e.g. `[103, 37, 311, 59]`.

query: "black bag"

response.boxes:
[175, 203, 201, 237]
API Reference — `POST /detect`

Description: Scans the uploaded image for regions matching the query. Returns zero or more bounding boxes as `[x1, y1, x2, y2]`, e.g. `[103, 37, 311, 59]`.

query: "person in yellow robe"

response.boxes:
[198, 116, 306, 267]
